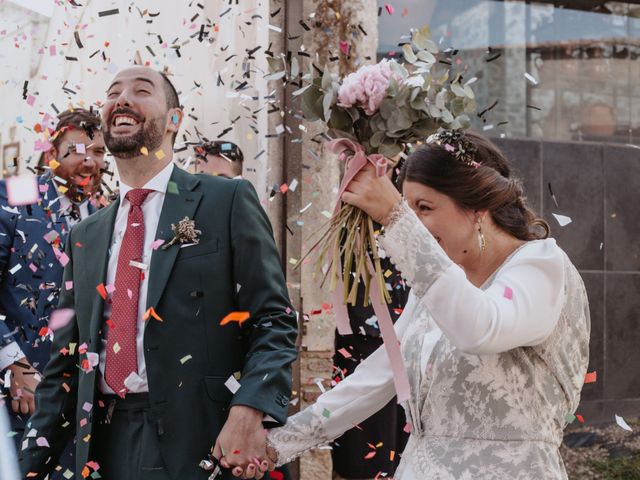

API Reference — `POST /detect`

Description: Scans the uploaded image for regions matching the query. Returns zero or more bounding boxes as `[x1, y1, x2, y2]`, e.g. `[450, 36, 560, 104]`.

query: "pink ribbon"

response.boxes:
[327, 138, 410, 403]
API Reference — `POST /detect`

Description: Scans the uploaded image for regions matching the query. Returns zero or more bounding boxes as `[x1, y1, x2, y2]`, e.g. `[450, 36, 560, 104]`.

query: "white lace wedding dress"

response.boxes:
[268, 203, 590, 479]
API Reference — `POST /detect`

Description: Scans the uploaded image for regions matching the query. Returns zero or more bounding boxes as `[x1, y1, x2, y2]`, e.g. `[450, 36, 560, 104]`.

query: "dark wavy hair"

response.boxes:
[398, 130, 549, 241]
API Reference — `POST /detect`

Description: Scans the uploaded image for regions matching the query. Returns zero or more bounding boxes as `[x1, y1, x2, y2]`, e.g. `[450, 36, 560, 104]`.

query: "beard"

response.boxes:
[104, 115, 165, 159]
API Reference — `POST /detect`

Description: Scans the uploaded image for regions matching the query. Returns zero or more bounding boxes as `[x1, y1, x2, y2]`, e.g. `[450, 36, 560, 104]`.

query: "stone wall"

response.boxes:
[493, 137, 640, 425]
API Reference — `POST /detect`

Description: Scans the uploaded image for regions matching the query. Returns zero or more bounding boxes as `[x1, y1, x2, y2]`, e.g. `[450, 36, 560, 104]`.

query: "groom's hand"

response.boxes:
[213, 405, 271, 479]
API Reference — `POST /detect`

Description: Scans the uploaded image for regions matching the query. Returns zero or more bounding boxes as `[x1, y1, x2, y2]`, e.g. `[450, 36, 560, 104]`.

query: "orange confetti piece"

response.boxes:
[584, 371, 597, 384]
[576, 414, 585, 423]
[81, 466, 90, 478]
[220, 311, 250, 325]
[96, 283, 107, 299]
[390, 450, 396, 461]
[143, 307, 163, 322]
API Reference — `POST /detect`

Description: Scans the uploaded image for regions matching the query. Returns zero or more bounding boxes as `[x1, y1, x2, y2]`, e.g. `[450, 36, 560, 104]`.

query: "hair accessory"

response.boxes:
[426, 129, 479, 167]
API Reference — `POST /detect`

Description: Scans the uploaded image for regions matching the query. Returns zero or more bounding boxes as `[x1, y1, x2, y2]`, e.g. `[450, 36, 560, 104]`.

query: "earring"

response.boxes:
[477, 223, 486, 252]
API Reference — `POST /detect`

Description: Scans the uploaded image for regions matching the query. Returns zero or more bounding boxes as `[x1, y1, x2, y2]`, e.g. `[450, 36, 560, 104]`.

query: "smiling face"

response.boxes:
[51, 129, 106, 201]
[402, 180, 480, 264]
[102, 67, 178, 159]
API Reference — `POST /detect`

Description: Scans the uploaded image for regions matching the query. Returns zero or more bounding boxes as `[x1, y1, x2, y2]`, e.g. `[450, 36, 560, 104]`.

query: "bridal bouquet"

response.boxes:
[270, 27, 477, 313]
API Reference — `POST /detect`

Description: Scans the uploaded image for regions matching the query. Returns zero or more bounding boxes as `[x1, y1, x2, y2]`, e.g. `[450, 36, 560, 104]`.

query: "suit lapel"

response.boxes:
[146, 168, 202, 311]
[83, 198, 119, 340]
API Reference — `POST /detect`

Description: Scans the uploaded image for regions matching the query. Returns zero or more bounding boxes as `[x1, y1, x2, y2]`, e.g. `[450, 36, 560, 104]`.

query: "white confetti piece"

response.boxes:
[615, 414, 633, 431]
[9, 264, 22, 275]
[225, 375, 241, 394]
[180, 354, 193, 364]
[524, 72, 538, 85]
[552, 213, 572, 227]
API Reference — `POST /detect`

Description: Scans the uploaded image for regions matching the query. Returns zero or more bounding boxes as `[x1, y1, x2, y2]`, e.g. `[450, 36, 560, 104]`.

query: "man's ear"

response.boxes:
[43, 146, 58, 167]
[167, 108, 183, 134]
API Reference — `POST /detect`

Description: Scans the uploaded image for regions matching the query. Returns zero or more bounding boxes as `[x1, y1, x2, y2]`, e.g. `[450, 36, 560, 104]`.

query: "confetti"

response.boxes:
[180, 354, 193, 364]
[220, 311, 250, 325]
[615, 414, 633, 431]
[6, 175, 39, 206]
[143, 307, 163, 322]
[524, 72, 538, 85]
[96, 284, 108, 299]
[552, 213, 572, 227]
[584, 371, 597, 384]
[385, 3, 395, 15]
[49, 308, 75, 331]
[225, 375, 241, 393]
[98, 9, 120, 17]
[503, 286, 513, 300]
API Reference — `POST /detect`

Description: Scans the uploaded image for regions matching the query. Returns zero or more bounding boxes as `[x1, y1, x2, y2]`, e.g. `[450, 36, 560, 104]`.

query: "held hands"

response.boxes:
[8, 357, 40, 415]
[341, 163, 402, 226]
[212, 405, 274, 479]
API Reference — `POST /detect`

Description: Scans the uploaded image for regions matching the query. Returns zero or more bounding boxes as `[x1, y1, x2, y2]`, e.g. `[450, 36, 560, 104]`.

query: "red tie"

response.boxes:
[105, 188, 153, 396]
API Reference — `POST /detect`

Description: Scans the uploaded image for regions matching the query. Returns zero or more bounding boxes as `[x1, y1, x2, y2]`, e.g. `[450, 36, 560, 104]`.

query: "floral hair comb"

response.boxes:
[426, 129, 479, 167]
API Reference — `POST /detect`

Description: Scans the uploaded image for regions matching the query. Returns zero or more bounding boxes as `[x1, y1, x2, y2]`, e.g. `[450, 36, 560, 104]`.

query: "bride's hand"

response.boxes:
[341, 163, 402, 226]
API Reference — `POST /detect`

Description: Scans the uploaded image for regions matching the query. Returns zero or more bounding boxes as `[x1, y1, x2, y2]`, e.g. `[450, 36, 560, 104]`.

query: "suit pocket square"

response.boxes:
[175, 237, 219, 261]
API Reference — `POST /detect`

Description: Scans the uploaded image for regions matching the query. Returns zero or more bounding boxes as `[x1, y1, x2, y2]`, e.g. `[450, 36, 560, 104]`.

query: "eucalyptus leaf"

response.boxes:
[290, 57, 300, 79]
[402, 44, 417, 64]
[266, 56, 284, 73]
[264, 71, 286, 81]
[380, 142, 402, 158]
[323, 90, 334, 122]
[328, 108, 355, 133]
[300, 83, 324, 120]
[370, 130, 386, 148]
[379, 99, 395, 120]
[416, 50, 436, 64]
[321, 69, 333, 91]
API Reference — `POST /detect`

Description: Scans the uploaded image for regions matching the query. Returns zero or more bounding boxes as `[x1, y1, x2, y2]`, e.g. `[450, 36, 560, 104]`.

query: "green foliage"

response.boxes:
[589, 456, 640, 479]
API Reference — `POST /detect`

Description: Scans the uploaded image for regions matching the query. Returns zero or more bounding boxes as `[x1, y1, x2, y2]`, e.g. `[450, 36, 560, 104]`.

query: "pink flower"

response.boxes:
[338, 59, 399, 115]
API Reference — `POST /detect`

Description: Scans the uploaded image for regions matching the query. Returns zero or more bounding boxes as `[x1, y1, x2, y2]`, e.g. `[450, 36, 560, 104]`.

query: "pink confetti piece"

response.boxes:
[39, 184, 49, 193]
[339, 40, 350, 56]
[65, 280, 73, 290]
[151, 239, 165, 250]
[49, 308, 75, 331]
[385, 3, 395, 14]
[36, 437, 50, 447]
[57, 251, 70, 267]
[337, 348, 352, 358]
[6, 175, 39, 206]
[26, 95, 36, 106]
[82, 402, 93, 412]
[80, 418, 88, 427]
[504, 286, 513, 300]
[29, 263, 37, 272]
[105, 284, 116, 294]
[403, 423, 412, 433]
[49, 45, 56, 56]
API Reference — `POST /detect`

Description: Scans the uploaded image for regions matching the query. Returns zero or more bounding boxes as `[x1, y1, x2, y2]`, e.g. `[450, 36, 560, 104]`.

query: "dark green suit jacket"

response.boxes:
[19, 167, 298, 479]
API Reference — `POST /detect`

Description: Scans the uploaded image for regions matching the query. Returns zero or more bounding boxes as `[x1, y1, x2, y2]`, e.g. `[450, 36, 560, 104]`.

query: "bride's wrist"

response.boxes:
[382, 200, 406, 229]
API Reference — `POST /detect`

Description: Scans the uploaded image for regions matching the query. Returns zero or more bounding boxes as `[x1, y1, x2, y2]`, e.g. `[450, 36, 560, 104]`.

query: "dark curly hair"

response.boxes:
[398, 130, 549, 241]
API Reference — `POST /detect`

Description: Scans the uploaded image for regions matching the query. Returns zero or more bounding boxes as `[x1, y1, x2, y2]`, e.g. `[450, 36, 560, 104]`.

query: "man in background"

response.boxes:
[193, 140, 243, 178]
[0, 108, 106, 477]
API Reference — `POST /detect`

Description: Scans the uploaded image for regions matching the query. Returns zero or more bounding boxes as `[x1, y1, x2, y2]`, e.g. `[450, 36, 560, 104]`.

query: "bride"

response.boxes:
[264, 130, 590, 479]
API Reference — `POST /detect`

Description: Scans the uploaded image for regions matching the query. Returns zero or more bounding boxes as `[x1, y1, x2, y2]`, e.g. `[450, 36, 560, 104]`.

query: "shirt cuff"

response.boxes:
[0, 342, 24, 371]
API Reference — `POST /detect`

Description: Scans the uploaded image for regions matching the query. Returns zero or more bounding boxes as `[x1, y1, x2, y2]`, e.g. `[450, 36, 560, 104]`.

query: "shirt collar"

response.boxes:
[120, 162, 175, 200]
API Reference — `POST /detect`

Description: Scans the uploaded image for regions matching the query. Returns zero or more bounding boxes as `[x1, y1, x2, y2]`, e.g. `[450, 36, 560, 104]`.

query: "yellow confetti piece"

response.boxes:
[49, 159, 60, 170]
[69, 342, 77, 355]
[180, 354, 192, 364]
[140, 146, 149, 156]
[58, 185, 68, 194]
[155, 149, 166, 160]
[384, 269, 393, 278]
[289, 258, 298, 265]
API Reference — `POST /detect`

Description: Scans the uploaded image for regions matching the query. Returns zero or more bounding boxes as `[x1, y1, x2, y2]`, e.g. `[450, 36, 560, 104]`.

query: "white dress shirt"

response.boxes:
[0, 185, 89, 371]
[98, 162, 175, 394]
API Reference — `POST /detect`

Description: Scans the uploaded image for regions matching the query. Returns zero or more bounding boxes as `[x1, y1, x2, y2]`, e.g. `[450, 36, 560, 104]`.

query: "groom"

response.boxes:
[19, 67, 298, 480]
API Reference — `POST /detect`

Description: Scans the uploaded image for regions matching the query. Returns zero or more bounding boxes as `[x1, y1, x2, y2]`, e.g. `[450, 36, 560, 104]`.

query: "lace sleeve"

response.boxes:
[265, 295, 420, 465]
[266, 404, 331, 466]
[379, 201, 452, 298]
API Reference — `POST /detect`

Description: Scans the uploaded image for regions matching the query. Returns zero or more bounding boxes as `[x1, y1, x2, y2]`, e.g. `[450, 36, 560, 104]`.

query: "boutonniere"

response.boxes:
[162, 216, 202, 250]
